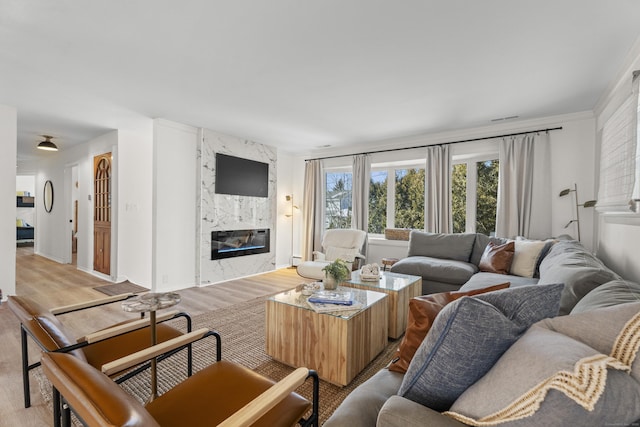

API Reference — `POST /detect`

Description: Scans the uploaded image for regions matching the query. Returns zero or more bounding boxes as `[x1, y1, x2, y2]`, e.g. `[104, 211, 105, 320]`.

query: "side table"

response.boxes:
[122, 292, 180, 401]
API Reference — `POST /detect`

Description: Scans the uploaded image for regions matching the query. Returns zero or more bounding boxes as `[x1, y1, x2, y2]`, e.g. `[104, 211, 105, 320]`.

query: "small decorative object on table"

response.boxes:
[360, 263, 381, 281]
[322, 258, 350, 290]
[300, 282, 323, 295]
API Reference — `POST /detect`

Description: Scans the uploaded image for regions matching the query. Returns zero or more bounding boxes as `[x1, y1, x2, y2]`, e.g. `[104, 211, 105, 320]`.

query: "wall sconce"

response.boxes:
[285, 195, 300, 268]
[558, 184, 597, 242]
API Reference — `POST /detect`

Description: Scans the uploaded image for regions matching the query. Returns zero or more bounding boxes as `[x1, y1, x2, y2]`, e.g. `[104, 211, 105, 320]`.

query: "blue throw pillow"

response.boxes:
[397, 283, 564, 411]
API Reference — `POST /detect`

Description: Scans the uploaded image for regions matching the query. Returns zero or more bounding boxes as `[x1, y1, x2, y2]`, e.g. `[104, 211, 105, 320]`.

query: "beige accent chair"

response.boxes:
[297, 228, 367, 280]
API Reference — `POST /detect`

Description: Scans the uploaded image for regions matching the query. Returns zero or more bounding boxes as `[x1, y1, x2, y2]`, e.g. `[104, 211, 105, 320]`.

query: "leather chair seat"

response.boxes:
[146, 360, 310, 427]
[43, 352, 313, 427]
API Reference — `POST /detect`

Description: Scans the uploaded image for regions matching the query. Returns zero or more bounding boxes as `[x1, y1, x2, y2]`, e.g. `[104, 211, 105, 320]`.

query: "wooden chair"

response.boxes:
[7, 294, 192, 408]
[42, 329, 320, 427]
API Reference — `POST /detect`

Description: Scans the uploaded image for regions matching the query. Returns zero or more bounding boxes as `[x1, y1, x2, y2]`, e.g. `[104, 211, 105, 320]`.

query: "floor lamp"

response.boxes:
[285, 195, 299, 268]
[558, 183, 597, 242]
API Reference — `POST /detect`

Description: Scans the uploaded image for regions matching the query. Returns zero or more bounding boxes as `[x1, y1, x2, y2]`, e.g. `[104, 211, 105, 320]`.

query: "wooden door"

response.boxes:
[94, 153, 111, 275]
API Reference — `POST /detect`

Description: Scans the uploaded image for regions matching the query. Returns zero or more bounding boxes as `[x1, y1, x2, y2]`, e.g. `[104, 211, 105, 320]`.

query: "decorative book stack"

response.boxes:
[306, 290, 363, 313]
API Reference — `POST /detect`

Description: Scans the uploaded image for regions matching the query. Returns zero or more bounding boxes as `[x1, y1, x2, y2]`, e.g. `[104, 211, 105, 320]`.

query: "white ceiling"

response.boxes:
[3, 1, 640, 163]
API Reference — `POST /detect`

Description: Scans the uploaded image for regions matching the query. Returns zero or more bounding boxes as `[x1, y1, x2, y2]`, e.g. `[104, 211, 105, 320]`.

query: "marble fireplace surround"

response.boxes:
[198, 129, 277, 285]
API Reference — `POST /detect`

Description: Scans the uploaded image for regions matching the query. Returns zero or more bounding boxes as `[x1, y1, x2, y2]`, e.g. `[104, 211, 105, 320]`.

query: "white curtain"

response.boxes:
[425, 145, 452, 233]
[352, 154, 370, 257]
[302, 160, 324, 261]
[496, 134, 549, 238]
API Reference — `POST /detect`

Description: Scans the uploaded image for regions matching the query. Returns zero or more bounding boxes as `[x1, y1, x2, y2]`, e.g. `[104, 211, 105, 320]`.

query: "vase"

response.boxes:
[324, 274, 338, 290]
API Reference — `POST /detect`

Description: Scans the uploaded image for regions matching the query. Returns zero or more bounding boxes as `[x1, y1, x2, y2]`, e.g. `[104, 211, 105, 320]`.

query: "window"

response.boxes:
[368, 165, 425, 234]
[597, 72, 640, 212]
[325, 171, 352, 229]
[395, 168, 425, 229]
[452, 157, 499, 235]
[368, 170, 388, 233]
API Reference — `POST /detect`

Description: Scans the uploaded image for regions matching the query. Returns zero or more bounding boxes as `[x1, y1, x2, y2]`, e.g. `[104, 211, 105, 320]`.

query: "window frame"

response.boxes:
[369, 161, 426, 237]
[451, 152, 499, 234]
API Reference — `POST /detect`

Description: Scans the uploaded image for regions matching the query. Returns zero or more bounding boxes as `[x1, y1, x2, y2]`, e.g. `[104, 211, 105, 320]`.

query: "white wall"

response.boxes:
[1, 105, 17, 299]
[153, 119, 198, 292]
[117, 125, 154, 287]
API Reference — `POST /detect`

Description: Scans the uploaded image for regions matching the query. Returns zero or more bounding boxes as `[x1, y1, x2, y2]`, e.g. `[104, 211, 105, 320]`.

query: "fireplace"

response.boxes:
[211, 228, 270, 260]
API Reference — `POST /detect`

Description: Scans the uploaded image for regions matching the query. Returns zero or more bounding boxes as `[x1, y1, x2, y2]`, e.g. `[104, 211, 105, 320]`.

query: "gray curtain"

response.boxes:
[302, 159, 324, 261]
[496, 134, 536, 238]
[425, 145, 452, 233]
[352, 154, 370, 257]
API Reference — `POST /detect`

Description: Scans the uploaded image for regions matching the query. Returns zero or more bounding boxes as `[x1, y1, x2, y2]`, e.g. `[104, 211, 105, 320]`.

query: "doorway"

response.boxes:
[93, 153, 111, 275]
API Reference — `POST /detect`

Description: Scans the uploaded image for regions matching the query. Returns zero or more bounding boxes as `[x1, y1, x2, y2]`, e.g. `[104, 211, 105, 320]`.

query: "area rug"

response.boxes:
[93, 281, 149, 296]
[36, 293, 401, 425]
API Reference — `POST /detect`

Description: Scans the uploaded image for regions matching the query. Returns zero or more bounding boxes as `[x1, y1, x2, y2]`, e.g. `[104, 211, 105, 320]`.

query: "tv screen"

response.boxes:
[215, 153, 269, 198]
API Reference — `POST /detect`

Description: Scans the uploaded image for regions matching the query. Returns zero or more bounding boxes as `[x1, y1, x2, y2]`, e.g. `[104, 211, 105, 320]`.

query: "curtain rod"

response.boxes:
[305, 126, 563, 162]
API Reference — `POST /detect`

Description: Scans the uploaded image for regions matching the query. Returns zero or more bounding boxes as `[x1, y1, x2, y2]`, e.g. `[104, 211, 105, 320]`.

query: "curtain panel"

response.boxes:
[425, 145, 452, 233]
[302, 160, 324, 261]
[496, 133, 550, 239]
[352, 154, 370, 256]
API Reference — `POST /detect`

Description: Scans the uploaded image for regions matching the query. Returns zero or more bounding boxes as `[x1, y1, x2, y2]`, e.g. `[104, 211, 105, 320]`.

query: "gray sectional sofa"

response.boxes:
[324, 231, 640, 426]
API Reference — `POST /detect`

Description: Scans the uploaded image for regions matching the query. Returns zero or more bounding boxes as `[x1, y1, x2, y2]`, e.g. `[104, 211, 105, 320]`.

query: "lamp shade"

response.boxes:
[37, 135, 58, 151]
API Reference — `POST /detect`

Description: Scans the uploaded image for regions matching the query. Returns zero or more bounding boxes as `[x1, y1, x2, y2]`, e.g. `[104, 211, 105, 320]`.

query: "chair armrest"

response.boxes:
[50, 293, 136, 315]
[81, 310, 180, 344]
[101, 328, 212, 375]
[217, 368, 315, 427]
[313, 251, 326, 261]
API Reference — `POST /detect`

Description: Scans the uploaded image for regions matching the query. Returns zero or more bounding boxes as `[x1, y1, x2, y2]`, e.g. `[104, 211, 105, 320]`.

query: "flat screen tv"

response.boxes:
[215, 153, 269, 198]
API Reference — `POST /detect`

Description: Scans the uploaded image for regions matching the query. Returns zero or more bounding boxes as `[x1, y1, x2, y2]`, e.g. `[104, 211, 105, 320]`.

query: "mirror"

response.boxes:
[44, 180, 54, 213]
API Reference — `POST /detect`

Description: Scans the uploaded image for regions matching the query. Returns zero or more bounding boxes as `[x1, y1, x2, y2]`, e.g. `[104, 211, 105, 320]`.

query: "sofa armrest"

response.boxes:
[313, 251, 326, 261]
[377, 396, 468, 427]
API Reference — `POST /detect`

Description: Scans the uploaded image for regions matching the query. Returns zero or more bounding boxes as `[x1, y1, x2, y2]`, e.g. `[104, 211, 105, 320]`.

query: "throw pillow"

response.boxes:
[397, 284, 563, 411]
[446, 302, 640, 426]
[388, 282, 510, 374]
[516, 236, 557, 277]
[478, 241, 515, 274]
[510, 240, 547, 278]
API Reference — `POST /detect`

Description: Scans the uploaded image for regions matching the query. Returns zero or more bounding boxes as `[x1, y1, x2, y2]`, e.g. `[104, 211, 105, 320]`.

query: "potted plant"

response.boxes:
[322, 258, 350, 290]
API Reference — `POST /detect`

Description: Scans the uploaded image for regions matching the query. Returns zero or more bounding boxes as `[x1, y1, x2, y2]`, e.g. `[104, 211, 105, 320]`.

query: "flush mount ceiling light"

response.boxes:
[37, 135, 58, 151]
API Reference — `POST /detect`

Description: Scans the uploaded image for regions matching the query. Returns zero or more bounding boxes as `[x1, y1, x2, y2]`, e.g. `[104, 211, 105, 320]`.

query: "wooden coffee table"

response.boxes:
[344, 271, 422, 339]
[265, 287, 388, 386]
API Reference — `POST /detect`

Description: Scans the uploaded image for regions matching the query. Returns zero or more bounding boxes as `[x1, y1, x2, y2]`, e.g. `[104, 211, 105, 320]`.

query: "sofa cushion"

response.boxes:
[388, 282, 510, 374]
[397, 284, 563, 412]
[509, 239, 547, 278]
[538, 240, 621, 315]
[408, 231, 476, 262]
[461, 272, 538, 291]
[322, 368, 404, 427]
[571, 279, 640, 314]
[478, 241, 515, 274]
[446, 303, 640, 426]
[378, 396, 469, 427]
[390, 257, 477, 286]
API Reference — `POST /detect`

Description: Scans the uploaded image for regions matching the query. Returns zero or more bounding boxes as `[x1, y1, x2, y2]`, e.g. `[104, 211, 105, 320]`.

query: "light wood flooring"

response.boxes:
[0, 246, 303, 426]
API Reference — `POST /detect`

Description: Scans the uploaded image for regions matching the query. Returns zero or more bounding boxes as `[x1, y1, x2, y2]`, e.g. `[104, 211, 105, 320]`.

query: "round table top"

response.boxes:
[121, 292, 181, 313]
